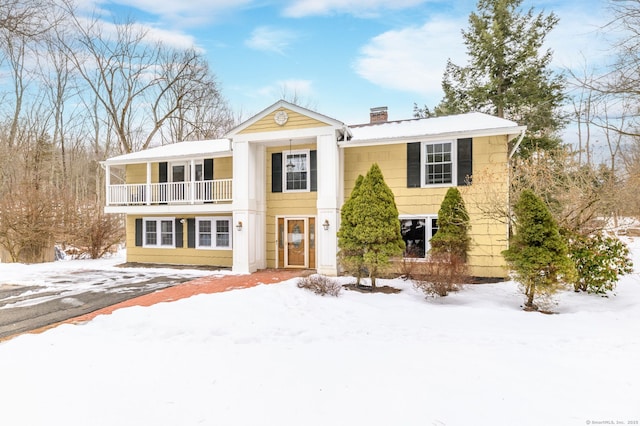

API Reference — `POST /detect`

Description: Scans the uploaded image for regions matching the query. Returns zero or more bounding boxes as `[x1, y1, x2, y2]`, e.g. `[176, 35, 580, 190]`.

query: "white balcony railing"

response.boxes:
[106, 179, 233, 206]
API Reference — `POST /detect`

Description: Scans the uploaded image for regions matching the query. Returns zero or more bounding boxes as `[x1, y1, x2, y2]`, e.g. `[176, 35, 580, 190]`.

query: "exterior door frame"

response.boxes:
[276, 216, 316, 269]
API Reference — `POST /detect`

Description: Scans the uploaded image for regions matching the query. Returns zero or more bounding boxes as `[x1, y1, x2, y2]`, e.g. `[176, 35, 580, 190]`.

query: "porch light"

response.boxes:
[286, 139, 295, 172]
[236, 221, 243, 231]
[322, 219, 330, 231]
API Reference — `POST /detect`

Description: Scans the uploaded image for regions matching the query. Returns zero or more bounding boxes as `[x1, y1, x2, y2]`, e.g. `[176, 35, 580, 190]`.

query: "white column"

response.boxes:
[232, 140, 266, 273]
[105, 164, 111, 206]
[189, 159, 196, 204]
[146, 162, 152, 205]
[316, 133, 341, 276]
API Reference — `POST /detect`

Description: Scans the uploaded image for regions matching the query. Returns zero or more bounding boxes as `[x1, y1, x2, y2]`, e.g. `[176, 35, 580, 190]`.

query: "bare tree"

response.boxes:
[59, 8, 231, 153]
[0, 0, 52, 38]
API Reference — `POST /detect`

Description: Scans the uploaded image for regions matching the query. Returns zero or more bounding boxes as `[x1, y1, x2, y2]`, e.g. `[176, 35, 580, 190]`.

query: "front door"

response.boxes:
[277, 217, 316, 269]
[287, 219, 306, 267]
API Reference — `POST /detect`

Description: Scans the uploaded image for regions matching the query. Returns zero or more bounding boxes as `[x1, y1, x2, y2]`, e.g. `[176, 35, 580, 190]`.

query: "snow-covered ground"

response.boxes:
[0, 240, 639, 426]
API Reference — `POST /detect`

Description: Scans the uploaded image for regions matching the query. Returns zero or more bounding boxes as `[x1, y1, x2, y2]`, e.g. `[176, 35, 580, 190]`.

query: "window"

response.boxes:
[171, 163, 186, 182]
[400, 216, 438, 259]
[216, 220, 230, 247]
[196, 217, 232, 249]
[407, 139, 472, 188]
[192, 162, 203, 182]
[424, 141, 454, 185]
[144, 218, 174, 248]
[284, 150, 309, 192]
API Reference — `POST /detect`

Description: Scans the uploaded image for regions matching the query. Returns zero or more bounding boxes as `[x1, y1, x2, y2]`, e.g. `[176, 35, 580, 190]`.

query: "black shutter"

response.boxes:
[159, 162, 168, 183]
[175, 219, 184, 248]
[310, 150, 317, 192]
[457, 138, 473, 186]
[407, 143, 421, 188]
[204, 159, 214, 180]
[187, 218, 196, 248]
[135, 218, 143, 247]
[272, 152, 283, 193]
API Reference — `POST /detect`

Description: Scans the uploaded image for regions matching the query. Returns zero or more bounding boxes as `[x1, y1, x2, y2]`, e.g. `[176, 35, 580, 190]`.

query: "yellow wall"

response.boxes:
[239, 108, 331, 134]
[124, 158, 232, 184]
[214, 157, 233, 180]
[125, 215, 233, 267]
[265, 143, 318, 268]
[343, 136, 510, 278]
[125, 163, 156, 184]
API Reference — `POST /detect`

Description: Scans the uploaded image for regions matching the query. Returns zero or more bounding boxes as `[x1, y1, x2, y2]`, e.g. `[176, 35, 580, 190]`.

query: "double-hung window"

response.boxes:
[144, 218, 175, 248]
[284, 150, 309, 192]
[424, 141, 454, 185]
[407, 139, 472, 188]
[196, 217, 232, 249]
[400, 216, 439, 259]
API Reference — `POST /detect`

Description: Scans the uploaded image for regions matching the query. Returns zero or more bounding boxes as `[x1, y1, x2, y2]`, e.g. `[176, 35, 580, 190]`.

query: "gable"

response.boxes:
[238, 107, 332, 134]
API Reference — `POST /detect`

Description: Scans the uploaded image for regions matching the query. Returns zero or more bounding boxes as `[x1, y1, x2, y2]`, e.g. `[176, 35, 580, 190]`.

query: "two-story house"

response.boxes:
[103, 100, 525, 278]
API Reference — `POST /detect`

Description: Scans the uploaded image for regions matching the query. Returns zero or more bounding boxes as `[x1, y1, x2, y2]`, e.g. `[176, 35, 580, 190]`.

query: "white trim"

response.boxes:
[101, 139, 232, 167]
[142, 217, 175, 248]
[283, 149, 311, 193]
[170, 162, 187, 182]
[225, 99, 345, 136]
[275, 215, 316, 269]
[422, 139, 457, 187]
[339, 126, 527, 148]
[195, 216, 233, 250]
[399, 215, 439, 259]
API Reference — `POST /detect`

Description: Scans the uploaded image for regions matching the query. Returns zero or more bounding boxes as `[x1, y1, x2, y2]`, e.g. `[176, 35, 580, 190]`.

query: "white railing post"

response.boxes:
[146, 162, 152, 205]
[105, 165, 111, 206]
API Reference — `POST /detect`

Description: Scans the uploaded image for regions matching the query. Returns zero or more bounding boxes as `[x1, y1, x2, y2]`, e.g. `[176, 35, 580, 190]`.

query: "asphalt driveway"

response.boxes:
[0, 268, 213, 340]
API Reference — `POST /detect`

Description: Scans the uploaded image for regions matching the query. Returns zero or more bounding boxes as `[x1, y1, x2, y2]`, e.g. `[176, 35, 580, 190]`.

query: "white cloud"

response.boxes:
[111, 0, 253, 26]
[283, 0, 427, 18]
[72, 16, 199, 50]
[245, 26, 298, 55]
[353, 17, 466, 103]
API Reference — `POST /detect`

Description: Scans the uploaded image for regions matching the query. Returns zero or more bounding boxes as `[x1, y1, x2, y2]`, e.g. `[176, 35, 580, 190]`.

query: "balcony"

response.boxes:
[106, 179, 233, 207]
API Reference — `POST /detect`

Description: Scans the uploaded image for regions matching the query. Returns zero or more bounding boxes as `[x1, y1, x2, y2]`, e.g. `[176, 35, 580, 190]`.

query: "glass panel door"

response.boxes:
[286, 219, 306, 267]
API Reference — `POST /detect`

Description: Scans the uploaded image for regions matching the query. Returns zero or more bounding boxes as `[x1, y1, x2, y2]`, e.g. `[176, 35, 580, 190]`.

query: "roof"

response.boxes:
[103, 139, 232, 166]
[102, 111, 526, 165]
[225, 99, 346, 136]
[345, 112, 526, 146]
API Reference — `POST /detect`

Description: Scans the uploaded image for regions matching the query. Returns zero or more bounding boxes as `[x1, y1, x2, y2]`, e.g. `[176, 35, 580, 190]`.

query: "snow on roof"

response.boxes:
[104, 139, 232, 165]
[346, 112, 525, 144]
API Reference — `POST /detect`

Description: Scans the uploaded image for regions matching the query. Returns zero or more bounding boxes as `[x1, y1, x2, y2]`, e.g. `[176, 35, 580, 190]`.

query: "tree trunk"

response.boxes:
[525, 283, 536, 310]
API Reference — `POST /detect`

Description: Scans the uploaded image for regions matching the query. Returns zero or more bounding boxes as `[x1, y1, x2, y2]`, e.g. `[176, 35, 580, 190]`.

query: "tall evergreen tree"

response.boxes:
[430, 187, 471, 261]
[428, 0, 565, 155]
[338, 164, 405, 288]
[502, 190, 574, 310]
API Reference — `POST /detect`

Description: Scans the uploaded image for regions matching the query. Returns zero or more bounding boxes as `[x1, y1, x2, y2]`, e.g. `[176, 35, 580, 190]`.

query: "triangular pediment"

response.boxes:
[225, 100, 345, 136]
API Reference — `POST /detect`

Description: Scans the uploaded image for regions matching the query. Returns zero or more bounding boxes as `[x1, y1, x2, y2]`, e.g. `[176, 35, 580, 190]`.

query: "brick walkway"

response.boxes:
[34, 269, 305, 334]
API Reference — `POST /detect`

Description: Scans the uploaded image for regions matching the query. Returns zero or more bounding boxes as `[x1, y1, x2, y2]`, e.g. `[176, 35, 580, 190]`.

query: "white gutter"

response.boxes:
[339, 126, 526, 148]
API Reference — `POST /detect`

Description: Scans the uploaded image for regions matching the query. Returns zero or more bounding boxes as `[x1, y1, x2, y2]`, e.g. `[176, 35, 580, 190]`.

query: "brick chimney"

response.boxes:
[370, 106, 388, 123]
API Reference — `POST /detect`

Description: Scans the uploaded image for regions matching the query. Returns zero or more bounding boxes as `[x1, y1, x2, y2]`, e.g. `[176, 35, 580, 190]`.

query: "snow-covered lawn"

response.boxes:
[1, 240, 639, 426]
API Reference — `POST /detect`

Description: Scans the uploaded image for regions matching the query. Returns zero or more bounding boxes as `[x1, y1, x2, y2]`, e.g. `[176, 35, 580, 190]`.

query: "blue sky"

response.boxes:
[84, 0, 613, 128]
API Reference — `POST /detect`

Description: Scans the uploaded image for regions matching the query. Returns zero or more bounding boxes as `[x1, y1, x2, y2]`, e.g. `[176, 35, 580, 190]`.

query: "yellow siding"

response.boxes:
[239, 108, 331, 134]
[343, 136, 510, 278]
[126, 163, 158, 184]
[265, 144, 318, 268]
[125, 158, 231, 183]
[214, 157, 232, 179]
[125, 216, 233, 267]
